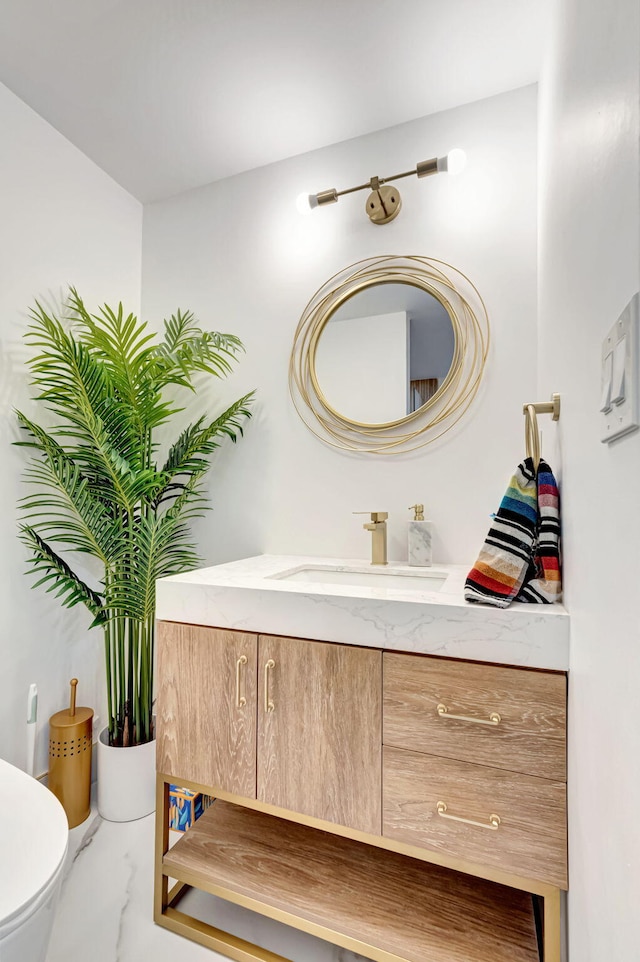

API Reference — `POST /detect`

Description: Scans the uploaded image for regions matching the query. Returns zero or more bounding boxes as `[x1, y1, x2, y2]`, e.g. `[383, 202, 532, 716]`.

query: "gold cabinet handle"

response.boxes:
[437, 801, 501, 831]
[264, 659, 275, 713]
[235, 655, 247, 708]
[437, 703, 501, 726]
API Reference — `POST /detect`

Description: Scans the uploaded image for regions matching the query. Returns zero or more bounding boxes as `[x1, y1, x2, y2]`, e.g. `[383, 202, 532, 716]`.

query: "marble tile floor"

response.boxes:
[47, 803, 370, 962]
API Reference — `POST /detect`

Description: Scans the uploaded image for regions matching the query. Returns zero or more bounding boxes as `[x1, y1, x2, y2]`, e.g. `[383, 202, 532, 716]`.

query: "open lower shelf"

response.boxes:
[163, 800, 540, 962]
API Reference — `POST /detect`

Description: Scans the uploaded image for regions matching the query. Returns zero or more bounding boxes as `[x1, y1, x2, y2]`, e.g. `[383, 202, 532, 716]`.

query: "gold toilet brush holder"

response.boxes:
[48, 678, 93, 828]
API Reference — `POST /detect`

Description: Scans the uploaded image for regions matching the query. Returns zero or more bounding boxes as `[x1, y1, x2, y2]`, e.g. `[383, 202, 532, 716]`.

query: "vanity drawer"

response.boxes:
[383, 747, 567, 889]
[383, 653, 566, 781]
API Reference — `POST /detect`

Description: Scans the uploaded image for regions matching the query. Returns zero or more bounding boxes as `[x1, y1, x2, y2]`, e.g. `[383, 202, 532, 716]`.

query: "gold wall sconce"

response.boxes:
[296, 149, 466, 225]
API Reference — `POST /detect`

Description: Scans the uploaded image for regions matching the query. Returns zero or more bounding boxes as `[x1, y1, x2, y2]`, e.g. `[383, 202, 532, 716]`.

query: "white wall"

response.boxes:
[0, 82, 142, 771]
[142, 85, 538, 567]
[538, 2, 639, 959]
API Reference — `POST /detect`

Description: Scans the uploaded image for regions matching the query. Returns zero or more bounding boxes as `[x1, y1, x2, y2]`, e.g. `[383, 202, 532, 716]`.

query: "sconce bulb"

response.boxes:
[445, 148, 467, 175]
[296, 192, 315, 215]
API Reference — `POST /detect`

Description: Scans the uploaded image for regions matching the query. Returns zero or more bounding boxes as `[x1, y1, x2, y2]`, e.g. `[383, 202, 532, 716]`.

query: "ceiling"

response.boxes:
[0, 1, 551, 203]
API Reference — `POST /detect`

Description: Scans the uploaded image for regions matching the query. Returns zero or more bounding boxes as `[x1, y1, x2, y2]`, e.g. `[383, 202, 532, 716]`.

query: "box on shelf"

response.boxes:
[169, 784, 213, 833]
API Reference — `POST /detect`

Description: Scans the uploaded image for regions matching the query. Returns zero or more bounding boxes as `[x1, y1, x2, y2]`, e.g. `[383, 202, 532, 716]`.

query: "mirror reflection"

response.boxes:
[314, 282, 455, 425]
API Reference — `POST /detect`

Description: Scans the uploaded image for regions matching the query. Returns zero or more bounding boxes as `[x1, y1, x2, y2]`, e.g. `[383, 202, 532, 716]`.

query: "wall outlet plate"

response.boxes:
[600, 293, 639, 443]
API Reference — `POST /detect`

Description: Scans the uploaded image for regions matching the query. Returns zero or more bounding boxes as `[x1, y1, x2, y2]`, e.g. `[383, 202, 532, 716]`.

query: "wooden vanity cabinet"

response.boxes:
[155, 622, 567, 962]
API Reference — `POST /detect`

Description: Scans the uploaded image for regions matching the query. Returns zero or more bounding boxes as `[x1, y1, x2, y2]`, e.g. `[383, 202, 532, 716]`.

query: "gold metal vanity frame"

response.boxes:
[154, 772, 563, 962]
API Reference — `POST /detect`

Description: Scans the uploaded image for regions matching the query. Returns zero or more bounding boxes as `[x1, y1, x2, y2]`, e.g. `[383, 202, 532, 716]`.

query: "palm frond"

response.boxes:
[23, 305, 145, 503]
[69, 288, 175, 437]
[158, 473, 210, 523]
[16, 411, 124, 563]
[153, 309, 245, 387]
[19, 525, 105, 624]
[157, 392, 254, 505]
[25, 303, 112, 429]
[104, 513, 201, 622]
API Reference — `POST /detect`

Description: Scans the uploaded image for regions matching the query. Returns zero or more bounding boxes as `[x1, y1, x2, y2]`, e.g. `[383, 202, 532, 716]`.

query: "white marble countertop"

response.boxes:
[156, 555, 569, 671]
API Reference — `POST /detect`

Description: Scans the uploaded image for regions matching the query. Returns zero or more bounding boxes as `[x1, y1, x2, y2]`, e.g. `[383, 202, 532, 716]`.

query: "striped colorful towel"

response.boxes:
[464, 458, 561, 608]
[515, 460, 562, 604]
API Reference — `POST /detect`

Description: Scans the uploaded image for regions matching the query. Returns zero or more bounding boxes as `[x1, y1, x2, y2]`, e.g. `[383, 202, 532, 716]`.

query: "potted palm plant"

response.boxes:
[16, 289, 253, 820]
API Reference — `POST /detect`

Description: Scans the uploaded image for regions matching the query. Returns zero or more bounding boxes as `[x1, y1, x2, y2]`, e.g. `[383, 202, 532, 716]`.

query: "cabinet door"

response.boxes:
[257, 635, 382, 835]
[156, 622, 257, 798]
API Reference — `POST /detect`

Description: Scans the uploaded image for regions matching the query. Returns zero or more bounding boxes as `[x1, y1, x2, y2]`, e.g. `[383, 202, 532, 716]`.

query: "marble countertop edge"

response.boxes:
[156, 555, 570, 672]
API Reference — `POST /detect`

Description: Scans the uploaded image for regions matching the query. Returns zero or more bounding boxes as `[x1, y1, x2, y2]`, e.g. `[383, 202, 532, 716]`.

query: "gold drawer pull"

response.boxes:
[235, 655, 247, 708]
[264, 659, 275, 713]
[437, 703, 501, 726]
[437, 801, 501, 831]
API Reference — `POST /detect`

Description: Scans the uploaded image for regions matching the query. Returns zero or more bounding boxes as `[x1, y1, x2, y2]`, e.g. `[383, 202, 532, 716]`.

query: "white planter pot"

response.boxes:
[97, 727, 156, 822]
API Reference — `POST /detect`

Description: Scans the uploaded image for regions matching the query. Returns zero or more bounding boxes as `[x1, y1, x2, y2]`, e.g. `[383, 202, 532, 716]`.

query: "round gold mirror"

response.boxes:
[289, 255, 489, 454]
[312, 280, 456, 427]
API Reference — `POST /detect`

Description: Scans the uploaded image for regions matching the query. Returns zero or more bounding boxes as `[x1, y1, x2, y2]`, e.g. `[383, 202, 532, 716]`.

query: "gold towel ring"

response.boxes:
[523, 394, 561, 473]
[525, 404, 541, 472]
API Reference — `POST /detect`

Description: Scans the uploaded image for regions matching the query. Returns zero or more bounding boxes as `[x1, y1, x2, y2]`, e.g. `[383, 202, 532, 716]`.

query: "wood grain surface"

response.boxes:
[257, 635, 382, 835]
[156, 622, 258, 798]
[383, 746, 568, 888]
[164, 800, 540, 962]
[384, 652, 567, 781]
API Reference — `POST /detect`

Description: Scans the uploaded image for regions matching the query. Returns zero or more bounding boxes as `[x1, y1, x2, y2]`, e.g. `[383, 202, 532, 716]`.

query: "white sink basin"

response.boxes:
[271, 564, 449, 592]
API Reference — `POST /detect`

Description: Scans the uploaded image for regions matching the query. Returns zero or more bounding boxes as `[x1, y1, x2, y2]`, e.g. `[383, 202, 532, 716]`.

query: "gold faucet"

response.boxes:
[354, 511, 388, 566]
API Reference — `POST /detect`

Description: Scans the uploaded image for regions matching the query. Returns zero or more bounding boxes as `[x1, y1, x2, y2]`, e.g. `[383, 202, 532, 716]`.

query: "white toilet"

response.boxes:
[0, 758, 68, 962]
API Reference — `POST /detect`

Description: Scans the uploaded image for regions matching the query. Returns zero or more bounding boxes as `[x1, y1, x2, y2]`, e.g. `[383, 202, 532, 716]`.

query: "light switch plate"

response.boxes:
[601, 293, 639, 443]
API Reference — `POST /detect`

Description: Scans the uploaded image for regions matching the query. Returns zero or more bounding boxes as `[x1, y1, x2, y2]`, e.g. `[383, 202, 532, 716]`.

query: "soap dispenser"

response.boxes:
[407, 504, 433, 567]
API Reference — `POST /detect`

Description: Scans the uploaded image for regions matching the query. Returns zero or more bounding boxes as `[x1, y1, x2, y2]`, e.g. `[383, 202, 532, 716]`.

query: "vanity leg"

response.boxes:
[154, 775, 170, 921]
[542, 888, 562, 962]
